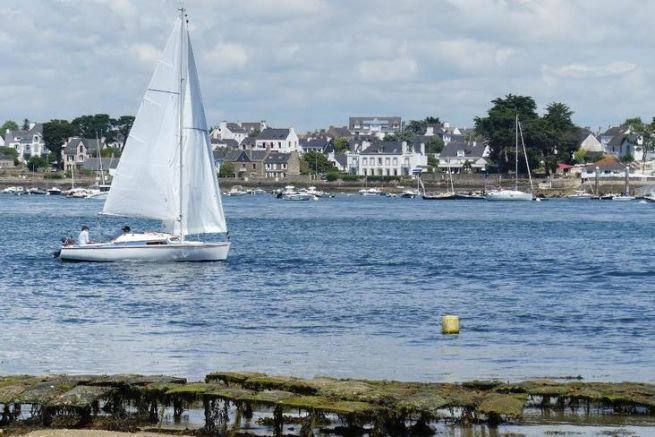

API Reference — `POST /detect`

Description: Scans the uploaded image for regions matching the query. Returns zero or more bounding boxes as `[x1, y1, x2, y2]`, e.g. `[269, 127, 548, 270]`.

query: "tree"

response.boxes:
[427, 154, 439, 172]
[1, 120, 18, 133]
[27, 155, 49, 172]
[425, 137, 444, 154]
[333, 138, 350, 153]
[540, 102, 579, 174]
[302, 151, 335, 174]
[624, 116, 655, 164]
[0, 146, 18, 160]
[43, 119, 74, 168]
[405, 116, 441, 135]
[114, 115, 135, 149]
[474, 94, 540, 173]
[71, 114, 114, 141]
[573, 148, 587, 163]
[218, 161, 235, 178]
[91, 146, 121, 158]
[249, 127, 260, 138]
[22, 118, 30, 130]
[622, 152, 635, 163]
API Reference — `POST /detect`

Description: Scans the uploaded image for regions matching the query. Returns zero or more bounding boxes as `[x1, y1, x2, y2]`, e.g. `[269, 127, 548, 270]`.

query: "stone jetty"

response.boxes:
[1, 372, 655, 435]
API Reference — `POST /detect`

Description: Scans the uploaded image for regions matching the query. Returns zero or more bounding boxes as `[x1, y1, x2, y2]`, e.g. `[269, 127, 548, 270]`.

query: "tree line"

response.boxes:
[1, 114, 135, 168]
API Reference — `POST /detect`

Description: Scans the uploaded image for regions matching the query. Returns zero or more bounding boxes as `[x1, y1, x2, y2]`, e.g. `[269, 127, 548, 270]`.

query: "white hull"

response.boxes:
[60, 241, 230, 262]
[485, 190, 533, 201]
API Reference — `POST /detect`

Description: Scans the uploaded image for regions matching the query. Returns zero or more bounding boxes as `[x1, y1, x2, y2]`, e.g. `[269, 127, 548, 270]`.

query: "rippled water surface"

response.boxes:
[0, 194, 654, 382]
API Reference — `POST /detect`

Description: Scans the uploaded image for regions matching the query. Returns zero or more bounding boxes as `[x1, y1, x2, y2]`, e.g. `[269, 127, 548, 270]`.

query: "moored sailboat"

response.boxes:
[485, 115, 535, 201]
[59, 9, 229, 262]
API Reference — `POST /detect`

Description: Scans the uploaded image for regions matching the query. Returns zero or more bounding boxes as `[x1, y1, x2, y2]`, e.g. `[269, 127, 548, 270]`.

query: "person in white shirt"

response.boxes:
[78, 225, 91, 246]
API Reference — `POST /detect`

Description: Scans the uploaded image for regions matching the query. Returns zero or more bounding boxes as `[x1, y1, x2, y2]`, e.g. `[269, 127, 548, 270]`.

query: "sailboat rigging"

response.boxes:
[58, 8, 230, 261]
[485, 115, 535, 201]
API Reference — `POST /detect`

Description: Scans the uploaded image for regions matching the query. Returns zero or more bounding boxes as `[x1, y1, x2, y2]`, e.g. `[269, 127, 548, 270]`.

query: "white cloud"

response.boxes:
[97, 0, 138, 19]
[205, 42, 248, 72]
[543, 61, 637, 79]
[357, 58, 418, 82]
[0, 0, 654, 131]
[129, 43, 161, 67]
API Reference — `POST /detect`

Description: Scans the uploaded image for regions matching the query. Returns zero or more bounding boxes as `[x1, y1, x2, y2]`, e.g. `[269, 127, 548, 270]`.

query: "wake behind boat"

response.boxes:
[59, 8, 229, 262]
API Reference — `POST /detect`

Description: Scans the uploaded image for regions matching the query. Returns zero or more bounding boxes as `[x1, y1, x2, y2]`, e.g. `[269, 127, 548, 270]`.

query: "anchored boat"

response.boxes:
[59, 9, 229, 262]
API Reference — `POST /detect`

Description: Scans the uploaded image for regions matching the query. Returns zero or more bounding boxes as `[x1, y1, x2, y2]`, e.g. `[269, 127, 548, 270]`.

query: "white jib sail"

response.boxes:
[177, 32, 227, 236]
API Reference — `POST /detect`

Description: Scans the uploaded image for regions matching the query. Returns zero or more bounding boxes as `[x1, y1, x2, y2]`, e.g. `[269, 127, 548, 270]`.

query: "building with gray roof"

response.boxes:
[3, 122, 46, 162]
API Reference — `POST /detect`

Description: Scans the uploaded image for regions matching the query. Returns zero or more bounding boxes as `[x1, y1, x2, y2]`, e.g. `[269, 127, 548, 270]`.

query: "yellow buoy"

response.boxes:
[441, 315, 460, 334]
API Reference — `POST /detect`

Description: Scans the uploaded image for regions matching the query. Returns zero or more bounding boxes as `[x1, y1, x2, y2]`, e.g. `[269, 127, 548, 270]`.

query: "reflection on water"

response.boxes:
[0, 195, 654, 384]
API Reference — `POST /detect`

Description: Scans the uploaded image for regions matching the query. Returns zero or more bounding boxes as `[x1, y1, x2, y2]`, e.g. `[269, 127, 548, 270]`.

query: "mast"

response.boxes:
[96, 131, 105, 186]
[518, 119, 535, 195]
[178, 7, 186, 240]
[515, 114, 519, 191]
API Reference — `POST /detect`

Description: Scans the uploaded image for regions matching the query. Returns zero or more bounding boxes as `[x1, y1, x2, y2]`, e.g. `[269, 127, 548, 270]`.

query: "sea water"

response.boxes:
[0, 194, 653, 383]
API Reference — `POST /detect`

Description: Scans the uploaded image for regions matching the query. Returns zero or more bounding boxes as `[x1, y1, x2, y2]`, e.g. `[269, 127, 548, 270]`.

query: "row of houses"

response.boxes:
[577, 125, 652, 162]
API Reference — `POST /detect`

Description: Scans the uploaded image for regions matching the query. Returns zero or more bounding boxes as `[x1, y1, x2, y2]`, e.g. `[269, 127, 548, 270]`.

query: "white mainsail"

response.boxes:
[103, 20, 227, 236]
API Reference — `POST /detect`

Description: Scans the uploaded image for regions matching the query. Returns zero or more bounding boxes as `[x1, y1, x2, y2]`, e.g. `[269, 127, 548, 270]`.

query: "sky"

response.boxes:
[0, 0, 653, 133]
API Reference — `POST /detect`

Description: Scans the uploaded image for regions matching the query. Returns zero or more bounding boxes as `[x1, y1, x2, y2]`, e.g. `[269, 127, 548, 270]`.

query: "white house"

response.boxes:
[577, 129, 604, 153]
[437, 140, 490, 173]
[348, 116, 401, 138]
[605, 134, 643, 161]
[211, 121, 247, 145]
[299, 137, 331, 154]
[254, 128, 300, 153]
[352, 140, 426, 176]
[3, 122, 46, 162]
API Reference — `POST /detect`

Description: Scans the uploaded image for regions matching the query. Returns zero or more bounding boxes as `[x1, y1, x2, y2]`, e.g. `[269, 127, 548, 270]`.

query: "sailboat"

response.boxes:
[422, 160, 483, 200]
[485, 115, 535, 201]
[58, 9, 230, 262]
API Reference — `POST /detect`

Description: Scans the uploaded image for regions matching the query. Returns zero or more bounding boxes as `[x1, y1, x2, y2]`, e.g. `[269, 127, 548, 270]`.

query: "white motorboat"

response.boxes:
[306, 186, 325, 197]
[64, 188, 90, 198]
[485, 115, 535, 202]
[47, 187, 62, 195]
[400, 188, 419, 199]
[59, 9, 229, 262]
[27, 187, 48, 195]
[567, 190, 594, 200]
[278, 186, 313, 201]
[225, 185, 249, 196]
[611, 195, 635, 201]
[2, 186, 25, 195]
[359, 188, 383, 196]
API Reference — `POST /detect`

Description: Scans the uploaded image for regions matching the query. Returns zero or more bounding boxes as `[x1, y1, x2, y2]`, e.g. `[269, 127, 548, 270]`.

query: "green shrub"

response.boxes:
[325, 172, 339, 182]
[339, 174, 361, 181]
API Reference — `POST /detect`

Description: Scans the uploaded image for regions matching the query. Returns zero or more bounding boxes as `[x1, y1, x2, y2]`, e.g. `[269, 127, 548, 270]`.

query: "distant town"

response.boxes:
[1, 95, 654, 185]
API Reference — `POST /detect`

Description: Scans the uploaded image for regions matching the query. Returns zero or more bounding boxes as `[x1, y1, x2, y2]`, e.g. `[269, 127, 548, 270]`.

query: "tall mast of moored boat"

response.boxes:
[177, 7, 186, 240]
[515, 114, 519, 192]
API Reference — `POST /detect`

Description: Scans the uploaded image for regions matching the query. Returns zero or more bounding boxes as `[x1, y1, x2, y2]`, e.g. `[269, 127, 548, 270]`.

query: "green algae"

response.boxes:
[279, 395, 377, 416]
[477, 393, 528, 419]
[49, 385, 114, 409]
[4, 372, 655, 434]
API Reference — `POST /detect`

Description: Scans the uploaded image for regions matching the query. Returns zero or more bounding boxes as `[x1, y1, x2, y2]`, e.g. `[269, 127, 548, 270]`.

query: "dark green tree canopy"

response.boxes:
[1, 120, 18, 133]
[43, 120, 74, 167]
[302, 150, 335, 174]
[405, 116, 441, 135]
[475, 95, 579, 175]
